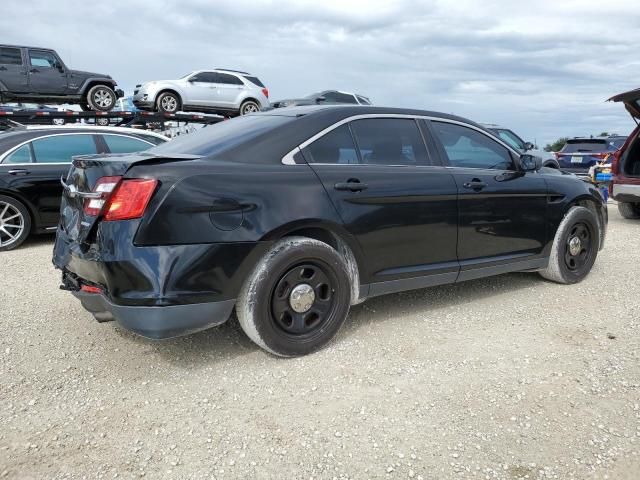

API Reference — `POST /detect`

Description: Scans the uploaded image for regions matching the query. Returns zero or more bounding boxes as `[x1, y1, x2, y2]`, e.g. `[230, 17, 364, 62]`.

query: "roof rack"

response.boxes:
[0, 109, 225, 131]
[216, 68, 250, 75]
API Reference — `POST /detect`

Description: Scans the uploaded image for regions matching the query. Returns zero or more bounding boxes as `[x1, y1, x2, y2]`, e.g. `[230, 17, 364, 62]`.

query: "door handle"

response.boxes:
[463, 179, 487, 190]
[334, 180, 368, 192]
[8, 169, 30, 175]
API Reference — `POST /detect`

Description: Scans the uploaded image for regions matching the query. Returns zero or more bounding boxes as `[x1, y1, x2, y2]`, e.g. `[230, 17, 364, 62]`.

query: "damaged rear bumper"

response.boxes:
[72, 289, 235, 339]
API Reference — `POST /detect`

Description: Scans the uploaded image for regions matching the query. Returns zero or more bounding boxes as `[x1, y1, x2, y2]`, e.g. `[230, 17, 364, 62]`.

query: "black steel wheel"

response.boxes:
[539, 206, 599, 284]
[236, 237, 352, 356]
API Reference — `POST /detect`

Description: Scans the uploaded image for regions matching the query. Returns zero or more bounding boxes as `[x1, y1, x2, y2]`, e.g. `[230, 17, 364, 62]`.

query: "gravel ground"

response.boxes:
[1, 206, 639, 480]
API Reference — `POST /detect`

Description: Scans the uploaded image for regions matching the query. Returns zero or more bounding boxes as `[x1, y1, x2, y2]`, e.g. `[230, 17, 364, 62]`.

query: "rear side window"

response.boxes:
[303, 124, 358, 164]
[323, 92, 358, 104]
[433, 122, 514, 170]
[103, 135, 154, 153]
[32, 135, 97, 163]
[351, 118, 430, 166]
[0, 47, 22, 65]
[243, 76, 265, 88]
[561, 140, 610, 153]
[215, 73, 243, 85]
[4, 144, 32, 164]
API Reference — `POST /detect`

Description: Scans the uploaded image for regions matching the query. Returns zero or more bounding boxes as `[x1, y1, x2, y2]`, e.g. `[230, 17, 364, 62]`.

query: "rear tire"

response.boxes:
[236, 237, 352, 357]
[86, 85, 116, 112]
[539, 206, 599, 284]
[617, 201, 640, 219]
[0, 195, 31, 252]
[96, 117, 110, 127]
[156, 92, 180, 113]
[239, 100, 260, 115]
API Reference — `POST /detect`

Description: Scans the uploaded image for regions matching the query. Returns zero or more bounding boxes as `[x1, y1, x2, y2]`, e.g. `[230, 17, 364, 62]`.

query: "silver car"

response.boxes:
[133, 69, 269, 116]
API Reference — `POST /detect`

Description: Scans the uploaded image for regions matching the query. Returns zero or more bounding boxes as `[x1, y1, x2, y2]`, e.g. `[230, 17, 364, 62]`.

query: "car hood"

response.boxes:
[70, 69, 112, 80]
[609, 88, 640, 120]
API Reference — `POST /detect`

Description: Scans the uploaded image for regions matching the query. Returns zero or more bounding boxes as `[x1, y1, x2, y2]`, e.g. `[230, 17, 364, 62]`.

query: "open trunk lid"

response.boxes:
[609, 88, 640, 121]
[60, 152, 199, 244]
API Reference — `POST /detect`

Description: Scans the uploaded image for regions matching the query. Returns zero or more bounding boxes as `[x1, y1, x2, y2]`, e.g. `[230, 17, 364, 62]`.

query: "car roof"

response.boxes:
[0, 44, 53, 51]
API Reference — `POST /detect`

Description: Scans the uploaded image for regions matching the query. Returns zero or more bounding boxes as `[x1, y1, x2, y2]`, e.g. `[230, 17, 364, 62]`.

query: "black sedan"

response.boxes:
[0, 126, 167, 250]
[53, 106, 607, 356]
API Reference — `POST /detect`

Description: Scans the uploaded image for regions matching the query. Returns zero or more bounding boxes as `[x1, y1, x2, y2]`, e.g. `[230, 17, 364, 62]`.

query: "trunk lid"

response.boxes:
[60, 152, 198, 244]
[609, 88, 640, 121]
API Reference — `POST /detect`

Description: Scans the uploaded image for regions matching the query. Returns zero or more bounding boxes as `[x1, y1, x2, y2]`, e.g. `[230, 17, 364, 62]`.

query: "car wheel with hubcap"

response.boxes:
[52, 118, 66, 126]
[236, 236, 352, 356]
[539, 206, 599, 284]
[239, 100, 260, 115]
[156, 92, 180, 113]
[0, 195, 31, 252]
[86, 85, 116, 112]
[617, 201, 640, 219]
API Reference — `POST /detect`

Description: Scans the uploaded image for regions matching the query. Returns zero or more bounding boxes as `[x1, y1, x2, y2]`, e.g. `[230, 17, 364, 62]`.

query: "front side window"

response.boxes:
[323, 92, 358, 104]
[4, 144, 32, 164]
[32, 135, 97, 163]
[29, 50, 58, 68]
[190, 72, 216, 83]
[0, 47, 22, 65]
[433, 122, 514, 170]
[351, 118, 430, 166]
[103, 135, 154, 153]
[303, 124, 358, 164]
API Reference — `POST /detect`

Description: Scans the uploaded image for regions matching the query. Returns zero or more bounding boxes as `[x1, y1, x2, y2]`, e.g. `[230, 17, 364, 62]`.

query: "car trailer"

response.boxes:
[0, 110, 225, 132]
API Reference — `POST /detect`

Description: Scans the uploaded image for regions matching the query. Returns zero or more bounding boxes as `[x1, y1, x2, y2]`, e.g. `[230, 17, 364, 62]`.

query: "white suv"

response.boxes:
[133, 69, 269, 116]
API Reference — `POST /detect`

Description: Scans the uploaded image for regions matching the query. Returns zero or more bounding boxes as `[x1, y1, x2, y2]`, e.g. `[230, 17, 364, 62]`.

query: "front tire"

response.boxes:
[0, 195, 31, 252]
[617, 201, 640, 219]
[156, 92, 180, 113]
[539, 206, 599, 284]
[239, 99, 260, 115]
[236, 237, 352, 357]
[86, 85, 116, 112]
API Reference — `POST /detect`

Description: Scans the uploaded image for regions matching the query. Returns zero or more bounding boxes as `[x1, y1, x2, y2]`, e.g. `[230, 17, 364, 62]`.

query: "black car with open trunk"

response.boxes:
[53, 106, 607, 356]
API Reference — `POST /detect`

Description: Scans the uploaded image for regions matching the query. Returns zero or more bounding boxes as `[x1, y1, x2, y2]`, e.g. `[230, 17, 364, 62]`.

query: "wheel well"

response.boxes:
[0, 190, 35, 232]
[282, 227, 363, 304]
[543, 161, 559, 169]
[155, 89, 182, 106]
[568, 198, 605, 249]
[82, 81, 113, 98]
[241, 97, 259, 106]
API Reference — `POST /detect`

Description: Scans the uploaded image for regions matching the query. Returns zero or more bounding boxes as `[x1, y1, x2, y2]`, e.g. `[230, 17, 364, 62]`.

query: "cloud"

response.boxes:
[1, 0, 638, 144]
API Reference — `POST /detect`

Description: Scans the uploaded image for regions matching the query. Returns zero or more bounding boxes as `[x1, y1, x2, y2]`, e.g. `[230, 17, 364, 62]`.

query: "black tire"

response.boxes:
[239, 99, 260, 115]
[96, 117, 110, 127]
[236, 237, 352, 356]
[617, 201, 640, 219]
[156, 92, 181, 113]
[543, 161, 559, 169]
[86, 85, 116, 112]
[51, 118, 66, 126]
[0, 195, 31, 252]
[539, 206, 599, 284]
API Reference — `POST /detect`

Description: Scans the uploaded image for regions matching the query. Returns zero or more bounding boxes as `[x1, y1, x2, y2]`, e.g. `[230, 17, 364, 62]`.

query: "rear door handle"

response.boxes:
[334, 180, 368, 192]
[8, 169, 30, 175]
[463, 179, 487, 190]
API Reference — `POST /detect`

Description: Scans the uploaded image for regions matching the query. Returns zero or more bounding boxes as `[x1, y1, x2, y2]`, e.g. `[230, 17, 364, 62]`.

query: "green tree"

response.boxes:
[544, 137, 569, 152]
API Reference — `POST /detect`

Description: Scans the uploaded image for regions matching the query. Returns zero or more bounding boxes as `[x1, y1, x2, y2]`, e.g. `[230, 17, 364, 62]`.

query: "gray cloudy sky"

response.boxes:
[3, 0, 639, 145]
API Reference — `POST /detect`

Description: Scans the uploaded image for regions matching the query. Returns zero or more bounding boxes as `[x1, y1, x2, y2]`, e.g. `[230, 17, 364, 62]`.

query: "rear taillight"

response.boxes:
[262, 87, 269, 98]
[610, 149, 622, 175]
[103, 179, 158, 221]
[83, 176, 122, 216]
[592, 152, 609, 160]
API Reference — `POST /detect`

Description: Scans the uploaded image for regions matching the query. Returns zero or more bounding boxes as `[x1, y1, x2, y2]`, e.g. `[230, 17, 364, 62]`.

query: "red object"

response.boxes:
[262, 88, 269, 98]
[83, 176, 122, 216]
[609, 124, 640, 197]
[80, 284, 102, 294]
[103, 179, 158, 221]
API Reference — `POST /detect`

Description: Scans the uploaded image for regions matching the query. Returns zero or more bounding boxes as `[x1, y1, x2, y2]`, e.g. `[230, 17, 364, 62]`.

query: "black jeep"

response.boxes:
[0, 45, 123, 111]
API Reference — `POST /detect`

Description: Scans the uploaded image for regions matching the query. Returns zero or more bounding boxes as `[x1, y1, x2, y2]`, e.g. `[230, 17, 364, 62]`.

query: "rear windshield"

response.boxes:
[243, 76, 265, 88]
[561, 140, 610, 153]
[147, 114, 293, 157]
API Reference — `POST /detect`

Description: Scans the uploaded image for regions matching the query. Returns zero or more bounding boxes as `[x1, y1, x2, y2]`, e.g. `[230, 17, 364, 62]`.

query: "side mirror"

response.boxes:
[520, 154, 542, 172]
[316, 96, 327, 103]
[523, 141, 535, 151]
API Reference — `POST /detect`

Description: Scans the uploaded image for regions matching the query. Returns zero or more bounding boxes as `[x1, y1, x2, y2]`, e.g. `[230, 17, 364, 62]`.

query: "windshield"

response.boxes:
[304, 92, 322, 99]
[493, 129, 525, 150]
[148, 114, 294, 157]
[561, 140, 610, 153]
[179, 72, 194, 79]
